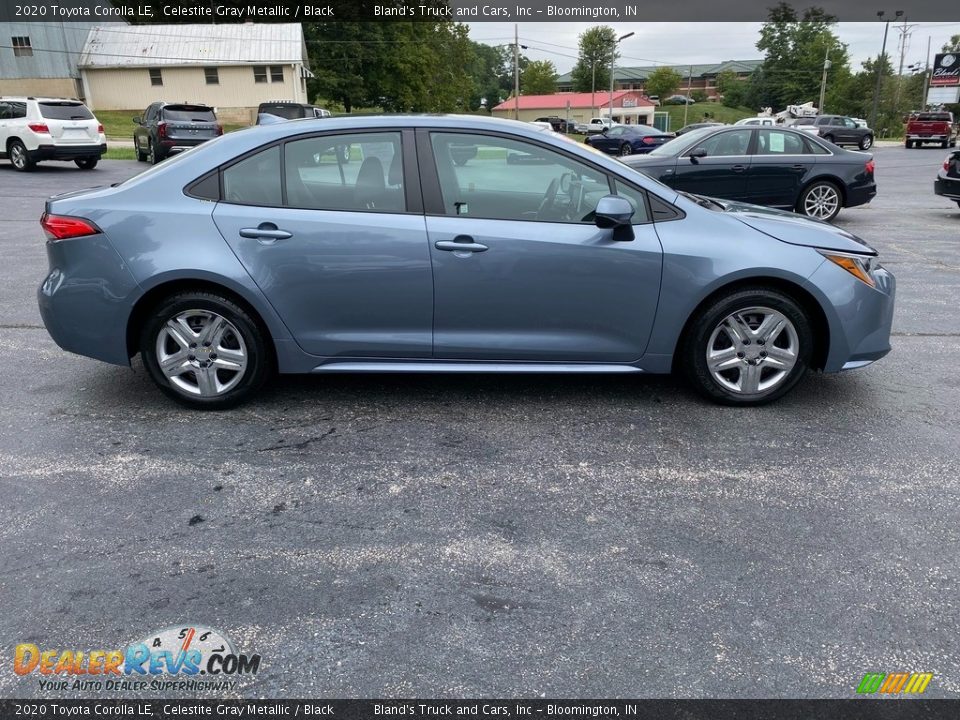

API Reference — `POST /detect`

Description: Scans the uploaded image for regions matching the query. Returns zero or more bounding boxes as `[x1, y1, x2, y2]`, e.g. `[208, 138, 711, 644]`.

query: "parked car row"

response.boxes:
[0, 96, 105, 171]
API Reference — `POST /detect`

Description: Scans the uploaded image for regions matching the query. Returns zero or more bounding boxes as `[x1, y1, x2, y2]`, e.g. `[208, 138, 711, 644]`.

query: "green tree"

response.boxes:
[717, 69, 749, 108]
[570, 26, 618, 93]
[754, 3, 851, 111]
[522, 60, 557, 95]
[645, 66, 683, 99]
[466, 43, 516, 110]
[943, 35, 960, 52]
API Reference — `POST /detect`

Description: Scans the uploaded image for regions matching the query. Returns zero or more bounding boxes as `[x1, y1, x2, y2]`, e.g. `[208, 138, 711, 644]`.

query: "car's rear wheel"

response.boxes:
[797, 180, 842, 222]
[75, 157, 98, 170]
[619, 143, 632, 156]
[822, 134, 835, 144]
[859, 135, 874, 150]
[140, 292, 272, 409]
[9, 140, 34, 172]
[943, 139, 951, 149]
[135, 138, 147, 162]
[147, 140, 162, 165]
[681, 288, 813, 406]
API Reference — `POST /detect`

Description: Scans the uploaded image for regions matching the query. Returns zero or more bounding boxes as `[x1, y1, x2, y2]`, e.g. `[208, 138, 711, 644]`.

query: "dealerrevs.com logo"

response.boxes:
[856, 672, 933, 695]
[14, 625, 261, 692]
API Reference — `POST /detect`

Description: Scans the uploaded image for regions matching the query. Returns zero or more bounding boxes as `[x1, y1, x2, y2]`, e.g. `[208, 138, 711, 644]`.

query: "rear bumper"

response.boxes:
[28, 143, 106, 161]
[934, 176, 960, 200]
[159, 137, 213, 153]
[845, 181, 877, 208]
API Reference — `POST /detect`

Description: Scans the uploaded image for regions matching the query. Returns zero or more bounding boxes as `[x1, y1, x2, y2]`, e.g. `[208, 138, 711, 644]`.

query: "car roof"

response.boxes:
[0, 96, 86, 103]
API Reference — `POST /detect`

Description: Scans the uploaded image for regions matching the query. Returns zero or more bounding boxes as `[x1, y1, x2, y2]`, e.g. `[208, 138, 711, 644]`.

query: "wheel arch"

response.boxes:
[672, 275, 831, 372]
[125, 277, 280, 369]
[800, 174, 847, 206]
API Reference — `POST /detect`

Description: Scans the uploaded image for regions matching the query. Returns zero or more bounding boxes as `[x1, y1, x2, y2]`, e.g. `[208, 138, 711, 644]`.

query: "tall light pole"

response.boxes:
[869, 10, 895, 131]
[608, 32, 634, 123]
[514, 24, 520, 120]
[818, 47, 832, 113]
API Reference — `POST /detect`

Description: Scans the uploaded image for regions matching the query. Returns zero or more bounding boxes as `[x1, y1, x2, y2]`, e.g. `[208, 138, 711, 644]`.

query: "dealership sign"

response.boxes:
[931, 54, 959, 86]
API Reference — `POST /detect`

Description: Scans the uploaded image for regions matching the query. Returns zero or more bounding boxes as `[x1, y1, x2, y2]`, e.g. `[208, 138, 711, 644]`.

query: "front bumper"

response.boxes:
[804, 261, 896, 373]
[934, 175, 960, 200]
[28, 143, 106, 161]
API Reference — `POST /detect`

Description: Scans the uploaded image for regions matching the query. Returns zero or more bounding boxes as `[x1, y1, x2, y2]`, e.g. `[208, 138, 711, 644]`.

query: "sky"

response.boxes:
[467, 22, 960, 76]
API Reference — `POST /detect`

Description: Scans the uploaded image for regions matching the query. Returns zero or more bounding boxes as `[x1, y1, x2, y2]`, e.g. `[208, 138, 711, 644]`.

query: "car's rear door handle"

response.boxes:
[792, 164, 806, 170]
[239, 223, 292, 241]
[435, 237, 488, 253]
[731, 164, 747, 173]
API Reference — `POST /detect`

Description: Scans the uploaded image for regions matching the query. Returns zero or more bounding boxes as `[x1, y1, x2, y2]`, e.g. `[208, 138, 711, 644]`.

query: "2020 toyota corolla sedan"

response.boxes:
[37, 116, 896, 409]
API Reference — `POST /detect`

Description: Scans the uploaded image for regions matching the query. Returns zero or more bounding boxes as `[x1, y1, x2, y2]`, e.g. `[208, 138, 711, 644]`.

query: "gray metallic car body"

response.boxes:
[38, 115, 894, 383]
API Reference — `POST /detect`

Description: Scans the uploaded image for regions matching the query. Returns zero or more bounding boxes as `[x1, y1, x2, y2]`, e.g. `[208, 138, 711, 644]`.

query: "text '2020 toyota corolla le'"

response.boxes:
[38, 116, 895, 409]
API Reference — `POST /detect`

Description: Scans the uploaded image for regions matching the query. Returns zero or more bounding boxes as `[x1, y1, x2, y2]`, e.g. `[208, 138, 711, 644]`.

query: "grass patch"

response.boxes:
[104, 147, 137, 161]
[659, 104, 755, 131]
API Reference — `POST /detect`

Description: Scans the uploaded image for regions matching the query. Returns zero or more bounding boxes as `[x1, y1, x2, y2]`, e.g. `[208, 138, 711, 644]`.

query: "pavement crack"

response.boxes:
[257, 427, 336, 453]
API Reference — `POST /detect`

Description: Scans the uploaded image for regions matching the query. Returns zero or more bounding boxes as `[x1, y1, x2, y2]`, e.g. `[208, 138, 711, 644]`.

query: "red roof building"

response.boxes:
[491, 91, 655, 125]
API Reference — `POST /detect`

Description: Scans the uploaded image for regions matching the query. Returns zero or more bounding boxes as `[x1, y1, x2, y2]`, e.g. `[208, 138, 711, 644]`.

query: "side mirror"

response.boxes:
[594, 195, 635, 241]
[689, 147, 708, 163]
[133, 116, 142, 125]
[600, 126, 609, 134]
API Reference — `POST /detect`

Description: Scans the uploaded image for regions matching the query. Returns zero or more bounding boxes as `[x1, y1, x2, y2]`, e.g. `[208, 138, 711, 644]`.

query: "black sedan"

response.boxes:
[676, 121, 725, 136]
[620, 125, 876, 221]
[934, 149, 960, 209]
[584, 124, 675, 157]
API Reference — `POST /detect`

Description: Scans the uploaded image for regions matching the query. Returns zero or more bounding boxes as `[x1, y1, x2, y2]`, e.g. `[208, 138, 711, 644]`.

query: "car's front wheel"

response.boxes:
[75, 157, 98, 170]
[859, 135, 874, 150]
[9, 140, 34, 172]
[140, 292, 272, 409]
[681, 288, 813, 406]
[797, 180, 842, 222]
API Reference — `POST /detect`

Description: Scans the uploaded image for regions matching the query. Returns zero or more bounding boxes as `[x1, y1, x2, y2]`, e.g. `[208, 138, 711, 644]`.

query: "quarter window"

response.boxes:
[284, 132, 404, 213]
[222, 146, 282, 206]
[612, 180, 651, 224]
[430, 132, 611, 223]
[148, 68, 162, 86]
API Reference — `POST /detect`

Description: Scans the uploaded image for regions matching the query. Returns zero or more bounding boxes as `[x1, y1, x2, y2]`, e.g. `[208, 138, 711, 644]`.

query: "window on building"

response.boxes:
[204, 67, 219, 85]
[149, 68, 163, 86]
[270, 65, 284, 82]
[253, 66, 268, 83]
[11, 36, 32, 57]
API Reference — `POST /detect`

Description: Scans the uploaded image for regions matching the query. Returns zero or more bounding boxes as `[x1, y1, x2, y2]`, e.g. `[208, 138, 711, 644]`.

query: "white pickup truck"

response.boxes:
[580, 117, 620, 134]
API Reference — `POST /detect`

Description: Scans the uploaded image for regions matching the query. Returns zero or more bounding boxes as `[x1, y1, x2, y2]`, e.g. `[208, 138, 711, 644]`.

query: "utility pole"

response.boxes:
[869, 11, 893, 131]
[608, 32, 634, 124]
[922, 35, 931, 108]
[818, 47, 831, 113]
[894, 15, 918, 109]
[683, 64, 693, 126]
[592, 61, 597, 118]
[513, 24, 520, 120]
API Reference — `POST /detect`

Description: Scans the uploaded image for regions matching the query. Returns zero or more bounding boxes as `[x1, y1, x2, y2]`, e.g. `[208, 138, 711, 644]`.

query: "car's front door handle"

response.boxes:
[731, 164, 747, 173]
[791, 164, 806, 170]
[435, 238, 488, 253]
[239, 223, 292, 241]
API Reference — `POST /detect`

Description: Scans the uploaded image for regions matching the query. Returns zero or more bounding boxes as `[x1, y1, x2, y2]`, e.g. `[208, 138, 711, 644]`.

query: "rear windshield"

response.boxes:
[39, 102, 93, 120]
[162, 105, 216, 122]
[258, 105, 309, 120]
[914, 113, 952, 122]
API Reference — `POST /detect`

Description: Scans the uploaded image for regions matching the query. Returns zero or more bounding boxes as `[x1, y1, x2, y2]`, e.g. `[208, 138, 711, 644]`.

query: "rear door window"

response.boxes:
[222, 146, 282, 206]
[755, 130, 808, 155]
[38, 102, 93, 120]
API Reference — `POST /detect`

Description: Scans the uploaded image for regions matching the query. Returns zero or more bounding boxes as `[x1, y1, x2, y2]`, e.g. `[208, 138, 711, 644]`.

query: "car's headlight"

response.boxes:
[818, 250, 877, 287]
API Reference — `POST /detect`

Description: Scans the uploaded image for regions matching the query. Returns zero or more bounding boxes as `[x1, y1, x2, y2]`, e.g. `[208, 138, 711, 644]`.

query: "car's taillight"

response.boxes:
[40, 212, 100, 241]
[641, 136, 656, 144]
[97, 123, 104, 134]
[157, 122, 167, 139]
[946, 158, 953, 172]
[865, 159, 875, 174]
[216, 124, 224, 136]
[28, 123, 49, 134]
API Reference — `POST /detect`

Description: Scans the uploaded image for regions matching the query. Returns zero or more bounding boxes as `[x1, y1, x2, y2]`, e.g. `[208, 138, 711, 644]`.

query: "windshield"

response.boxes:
[915, 113, 951, 122]
[39, 102, 94, 120]
[647, 126, 715, 156]
[162, 106, 216, 122]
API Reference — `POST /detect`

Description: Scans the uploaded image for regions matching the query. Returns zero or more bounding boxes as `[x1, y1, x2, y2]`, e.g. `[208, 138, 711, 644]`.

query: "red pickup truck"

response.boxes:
[905, 112, 958, 149]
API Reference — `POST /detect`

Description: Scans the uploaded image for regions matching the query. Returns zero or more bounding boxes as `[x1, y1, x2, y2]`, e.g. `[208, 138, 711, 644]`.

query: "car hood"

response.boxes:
[714, 199, 877, 255]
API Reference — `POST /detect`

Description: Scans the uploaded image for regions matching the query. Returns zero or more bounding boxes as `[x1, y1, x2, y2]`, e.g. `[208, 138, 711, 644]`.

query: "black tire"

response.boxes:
[858, 134, 874, 150]
[619, 143, 632, 157]
[905, 140, 913, 149]
[680, 287, 813, 406]
[943, 140, 951, 149]
[147, 140, 163, 165]
[796, 180, 843, 222]
[140, 291, 272, 410]
[8, 139, 34, 172]
[135, 138, 147, 162]
[75, 157, 98, 170]
[822, 134, 835, 145]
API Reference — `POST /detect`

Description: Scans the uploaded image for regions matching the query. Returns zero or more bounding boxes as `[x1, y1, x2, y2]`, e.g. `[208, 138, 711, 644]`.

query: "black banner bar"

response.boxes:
[1, 0, 959, 23]
[2, 700, 960, 720]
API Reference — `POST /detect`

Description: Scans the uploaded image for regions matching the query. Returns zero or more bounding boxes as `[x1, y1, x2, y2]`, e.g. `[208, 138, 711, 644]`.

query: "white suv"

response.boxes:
[0, 97, 106, 172]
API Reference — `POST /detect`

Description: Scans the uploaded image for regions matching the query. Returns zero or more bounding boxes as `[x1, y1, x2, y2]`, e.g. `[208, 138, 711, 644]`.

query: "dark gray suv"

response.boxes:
[813, 115, 874, 150]
[133, 103, 222, 164]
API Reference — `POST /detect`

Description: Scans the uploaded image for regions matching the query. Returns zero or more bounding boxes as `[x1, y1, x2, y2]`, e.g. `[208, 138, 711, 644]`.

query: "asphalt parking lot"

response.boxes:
[1, 146, 959, 699]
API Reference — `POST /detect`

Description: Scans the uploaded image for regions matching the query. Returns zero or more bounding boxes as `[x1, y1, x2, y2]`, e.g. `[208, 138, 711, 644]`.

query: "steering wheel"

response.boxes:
[537, 177, 560, 219]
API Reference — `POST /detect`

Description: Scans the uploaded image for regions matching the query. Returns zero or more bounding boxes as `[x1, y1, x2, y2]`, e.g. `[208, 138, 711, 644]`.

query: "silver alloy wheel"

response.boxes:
[802, 183, 840, 220]
[11, 143, 26, 169]
[706, 306, 799, 396]
[860, 135, 873, 149]
[155, 309, 247, 397]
